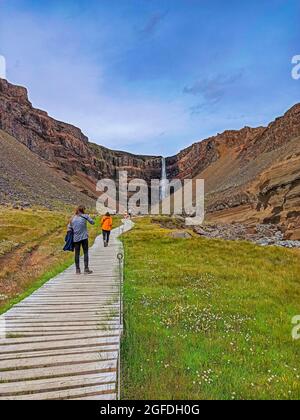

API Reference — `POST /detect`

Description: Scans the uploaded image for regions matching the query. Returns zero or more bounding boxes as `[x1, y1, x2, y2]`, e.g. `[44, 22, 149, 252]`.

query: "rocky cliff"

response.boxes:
[165, 104, 300, 238]
[0, 79, 161, 199]
[166, 126, 265, 179]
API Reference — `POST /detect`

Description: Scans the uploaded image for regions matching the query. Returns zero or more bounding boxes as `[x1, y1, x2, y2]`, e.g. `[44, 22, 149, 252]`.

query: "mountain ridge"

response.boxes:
[1, 78, 300, 237]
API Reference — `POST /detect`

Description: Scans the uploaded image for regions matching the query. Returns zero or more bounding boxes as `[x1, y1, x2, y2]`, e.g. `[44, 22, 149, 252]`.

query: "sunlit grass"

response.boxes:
[121, 217, 300, 400]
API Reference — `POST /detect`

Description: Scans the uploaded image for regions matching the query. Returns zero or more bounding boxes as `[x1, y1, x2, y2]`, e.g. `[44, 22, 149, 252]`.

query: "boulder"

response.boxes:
[170, 231, 192, 239]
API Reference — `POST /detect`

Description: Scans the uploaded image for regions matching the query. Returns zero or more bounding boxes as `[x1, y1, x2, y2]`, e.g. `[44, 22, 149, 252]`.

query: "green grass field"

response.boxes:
[0, 207, 120, 314]
[121, 217, 300, 400]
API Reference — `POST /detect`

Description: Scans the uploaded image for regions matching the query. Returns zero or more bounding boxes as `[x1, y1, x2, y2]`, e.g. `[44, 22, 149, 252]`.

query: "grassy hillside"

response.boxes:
[0, 207, 106, 314]
[121, 218, 300, 400]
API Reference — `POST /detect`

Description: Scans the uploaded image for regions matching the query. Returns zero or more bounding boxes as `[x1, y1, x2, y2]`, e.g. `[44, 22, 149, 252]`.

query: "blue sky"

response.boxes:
[0, 0, 299, 156]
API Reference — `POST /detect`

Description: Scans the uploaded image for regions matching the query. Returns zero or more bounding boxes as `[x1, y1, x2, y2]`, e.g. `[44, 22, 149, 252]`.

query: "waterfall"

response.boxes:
[160, 157, 168, 201]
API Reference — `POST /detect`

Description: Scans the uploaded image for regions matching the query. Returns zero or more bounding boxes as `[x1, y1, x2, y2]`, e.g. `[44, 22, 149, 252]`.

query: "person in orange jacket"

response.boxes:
[101, 212, 113, 247]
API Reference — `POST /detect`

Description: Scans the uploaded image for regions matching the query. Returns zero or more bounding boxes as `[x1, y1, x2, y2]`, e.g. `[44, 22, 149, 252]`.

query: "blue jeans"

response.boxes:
[102, 230, 111, 243]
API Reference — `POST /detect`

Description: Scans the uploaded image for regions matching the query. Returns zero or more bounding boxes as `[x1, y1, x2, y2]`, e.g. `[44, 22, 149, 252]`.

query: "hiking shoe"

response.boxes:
[84, 269, 93, 275]
[76, 269, 81, 275]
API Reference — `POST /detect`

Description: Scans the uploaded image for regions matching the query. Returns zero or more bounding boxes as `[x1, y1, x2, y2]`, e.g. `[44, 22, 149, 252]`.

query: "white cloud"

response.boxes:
[0, 55, 6, 79]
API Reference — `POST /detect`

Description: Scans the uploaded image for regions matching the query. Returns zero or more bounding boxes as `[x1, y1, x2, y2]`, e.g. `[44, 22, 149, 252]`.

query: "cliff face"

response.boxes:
[166, 103, 300, 238]
[0, 79, 161, 198]
[166, 126, 265, 179]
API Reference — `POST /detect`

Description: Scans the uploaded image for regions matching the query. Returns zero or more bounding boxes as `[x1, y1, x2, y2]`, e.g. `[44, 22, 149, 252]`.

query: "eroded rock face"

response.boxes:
[240, 105, 300, 159]
[0, 79, 161, 198]
[166, 103, 300, 232]
[166, 126, 264, 179]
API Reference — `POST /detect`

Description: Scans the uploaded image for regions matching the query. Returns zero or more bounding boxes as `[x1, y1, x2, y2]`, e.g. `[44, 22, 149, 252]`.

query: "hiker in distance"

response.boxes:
[101, 212, 113, 247]
[68, 206, 95, 274]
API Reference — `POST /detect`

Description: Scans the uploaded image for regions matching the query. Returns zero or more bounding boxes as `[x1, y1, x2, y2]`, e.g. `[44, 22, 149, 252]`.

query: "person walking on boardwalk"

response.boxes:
[101, 212, 113, 247]
[68, 206, 95, 274]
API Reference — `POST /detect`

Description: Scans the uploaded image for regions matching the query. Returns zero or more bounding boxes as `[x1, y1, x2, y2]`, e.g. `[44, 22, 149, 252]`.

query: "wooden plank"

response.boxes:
[14, 303, 116, 308]
[4, 322, 119, 328]
[5, 322, 119, 329]
[2, 334, 119, 341]
[0, 360, 117, 382]
[0, 351, 118, 370]
[31, 292, 117, 296]
[0, 331, 119, 346]
[0, 336, 119, 354]
[26, 292, 119, 297]
[5, 318, 119, 323]
[3, 316, 119, 323]
[0, 345, 119, 361]
[8, 307, 119, 313]
[0, 383, 116, 400]
[7, 308, 119, 314]
[4, 327, 120, 334]
[0, 372, 116, 396]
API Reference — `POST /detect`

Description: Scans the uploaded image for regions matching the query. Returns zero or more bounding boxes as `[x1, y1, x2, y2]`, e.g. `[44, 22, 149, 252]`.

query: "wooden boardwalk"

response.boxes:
[0, 221, 133, 400]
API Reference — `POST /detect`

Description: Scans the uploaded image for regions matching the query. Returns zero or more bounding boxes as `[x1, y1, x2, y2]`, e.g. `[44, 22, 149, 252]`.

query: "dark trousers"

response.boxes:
[74, 239, 89, 270]
[102, 230, 111, 243]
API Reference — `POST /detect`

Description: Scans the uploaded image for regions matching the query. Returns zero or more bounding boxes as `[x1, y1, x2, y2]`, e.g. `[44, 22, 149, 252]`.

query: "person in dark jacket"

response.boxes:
[68, 206, 95, 275]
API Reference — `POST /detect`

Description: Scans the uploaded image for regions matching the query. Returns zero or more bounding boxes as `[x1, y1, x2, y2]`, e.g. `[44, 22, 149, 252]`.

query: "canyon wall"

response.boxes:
[1, 78, 300, 236]
[165, 104, 300, 237]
